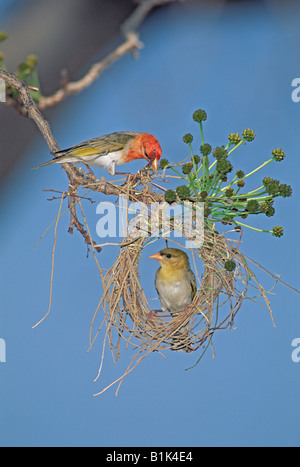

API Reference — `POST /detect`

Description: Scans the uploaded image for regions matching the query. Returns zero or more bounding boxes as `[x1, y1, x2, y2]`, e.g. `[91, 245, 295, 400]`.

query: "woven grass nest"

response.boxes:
[89, 223, 275, 395]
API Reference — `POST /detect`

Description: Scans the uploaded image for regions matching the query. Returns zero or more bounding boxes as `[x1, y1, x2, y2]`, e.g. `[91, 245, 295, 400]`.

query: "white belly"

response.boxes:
[156, 279, 192, 313]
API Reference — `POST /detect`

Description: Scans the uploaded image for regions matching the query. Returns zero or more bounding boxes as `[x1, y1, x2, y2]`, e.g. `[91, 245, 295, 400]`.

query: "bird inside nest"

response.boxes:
[149, 247, 196, 353]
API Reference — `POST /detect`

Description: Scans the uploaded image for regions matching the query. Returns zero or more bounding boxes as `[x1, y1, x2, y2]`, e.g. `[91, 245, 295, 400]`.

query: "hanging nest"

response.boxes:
[89, 224, 276, 395]
[32, 165, 287, 396]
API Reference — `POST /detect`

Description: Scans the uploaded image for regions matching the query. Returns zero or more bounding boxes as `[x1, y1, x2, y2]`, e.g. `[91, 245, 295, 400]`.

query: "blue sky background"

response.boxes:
[0, 0, 300, 447]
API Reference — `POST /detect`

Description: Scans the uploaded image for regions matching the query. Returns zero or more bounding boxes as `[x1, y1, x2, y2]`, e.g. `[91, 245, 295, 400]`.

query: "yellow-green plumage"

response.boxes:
[150, 248, 196, 352]
[55, 131, 137, 159]
[33, 131, 162, 175]
[33, 131, 138, 173]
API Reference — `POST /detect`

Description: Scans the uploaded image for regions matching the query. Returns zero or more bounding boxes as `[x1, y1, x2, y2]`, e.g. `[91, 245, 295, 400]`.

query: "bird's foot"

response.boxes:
[115, 171, 130, 176]
[146, 309, 162, 323]
[184, 304, 192, 314]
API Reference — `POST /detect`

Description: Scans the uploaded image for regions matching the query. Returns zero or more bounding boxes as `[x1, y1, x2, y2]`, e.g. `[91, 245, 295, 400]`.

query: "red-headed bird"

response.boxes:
[150, 248, 196, 353]
[34, 131, 162, 175]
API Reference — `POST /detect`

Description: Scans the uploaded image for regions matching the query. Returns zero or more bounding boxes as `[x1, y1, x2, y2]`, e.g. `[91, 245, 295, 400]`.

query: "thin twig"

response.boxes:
[37, 0, 185, 109]
[242, 253, 300, 295]
[32, 192, 65, 328]
[38, 33, 142, 109]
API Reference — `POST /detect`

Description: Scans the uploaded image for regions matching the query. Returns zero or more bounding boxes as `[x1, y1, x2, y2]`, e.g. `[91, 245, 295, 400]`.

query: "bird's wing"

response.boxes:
[189, 269, 197, 299]
[54, 132, 138, 158]
[154, 267, 161, 294]
[154, 267, 168, 311]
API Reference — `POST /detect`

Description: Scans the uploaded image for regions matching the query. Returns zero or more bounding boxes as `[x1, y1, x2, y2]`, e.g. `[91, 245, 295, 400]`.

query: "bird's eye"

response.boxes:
[143, 145, 151, 160]
[166, 253, 172, 259]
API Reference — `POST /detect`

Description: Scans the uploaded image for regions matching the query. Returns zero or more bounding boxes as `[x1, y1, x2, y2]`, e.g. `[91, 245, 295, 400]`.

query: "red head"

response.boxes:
[126, 133, 162, 171]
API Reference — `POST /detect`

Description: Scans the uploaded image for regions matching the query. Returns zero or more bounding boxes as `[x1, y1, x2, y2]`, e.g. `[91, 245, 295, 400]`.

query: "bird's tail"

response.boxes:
[32, 159, 58, 169]
[32, 152, 68, 169]
[170, 313, 193, 353]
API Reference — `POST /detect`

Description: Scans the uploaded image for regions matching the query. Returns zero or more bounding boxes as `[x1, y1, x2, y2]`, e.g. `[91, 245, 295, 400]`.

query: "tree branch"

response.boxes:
[122, 0, 185, 36]
[0, 68, 164, 250]
[0, 69, 60, 153]
[1, 66, 165, 203]
[38, 33, 143, 110]
[0, 1, 181, 248]
[37, 0, 185, 109]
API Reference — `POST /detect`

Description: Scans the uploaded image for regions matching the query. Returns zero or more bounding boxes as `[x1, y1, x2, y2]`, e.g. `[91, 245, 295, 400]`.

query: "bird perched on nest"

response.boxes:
[149, 248, 196, 353]
[34, 131, 162, 175]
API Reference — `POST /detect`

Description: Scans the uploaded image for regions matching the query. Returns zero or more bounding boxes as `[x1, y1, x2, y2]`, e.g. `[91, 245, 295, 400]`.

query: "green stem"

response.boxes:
[199, 121, 205, 146]
[202, 156, 210, 189]
[190, 157, 202, 193]
[210, 180, 223, 199]
[169, 166, 187, 180]
[240, 185, 264, 195]
[188, 173, 202, 200]
[208, 159, 217, 171]
[205, 161, 223, 196]
[227, 138, 245, 155]
[234, 221, 272, 233]
[244, 158, 273, 179]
